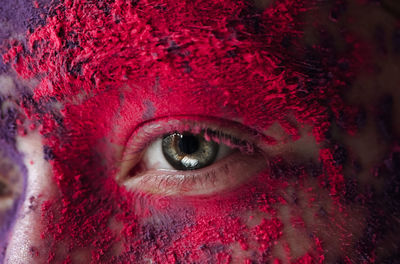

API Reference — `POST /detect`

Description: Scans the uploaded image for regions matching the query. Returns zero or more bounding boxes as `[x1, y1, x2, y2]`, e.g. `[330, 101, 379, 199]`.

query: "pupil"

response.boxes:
[178, 134, 199, 155]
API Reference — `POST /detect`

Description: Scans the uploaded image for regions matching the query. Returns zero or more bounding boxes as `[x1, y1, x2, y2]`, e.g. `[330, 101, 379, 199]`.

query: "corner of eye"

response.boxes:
[115, 157, 144, 185]
[114, 165, 131, 183]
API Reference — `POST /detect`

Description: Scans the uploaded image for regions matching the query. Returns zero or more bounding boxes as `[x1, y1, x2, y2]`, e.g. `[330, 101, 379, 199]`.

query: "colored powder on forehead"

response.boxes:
[0, 0, 49, 37]
[3, 0, 363, 140]
[2, 0, 370, 262]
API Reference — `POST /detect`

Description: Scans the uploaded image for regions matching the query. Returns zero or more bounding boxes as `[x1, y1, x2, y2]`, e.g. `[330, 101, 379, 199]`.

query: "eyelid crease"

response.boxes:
[123, 115, 276, 153]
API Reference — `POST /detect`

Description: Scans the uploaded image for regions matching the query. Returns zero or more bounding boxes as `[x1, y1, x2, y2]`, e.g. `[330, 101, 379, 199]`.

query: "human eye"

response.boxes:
[116, 117, 271, 196]
[0, 176, 13, 209]
[0, 150, 24, 234]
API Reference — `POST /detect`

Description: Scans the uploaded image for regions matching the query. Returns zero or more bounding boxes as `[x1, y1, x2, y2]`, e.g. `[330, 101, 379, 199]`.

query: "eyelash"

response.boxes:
[124, 119, 258, 158]
[156, 169, 218, 189]
[202, 128, 255, 154]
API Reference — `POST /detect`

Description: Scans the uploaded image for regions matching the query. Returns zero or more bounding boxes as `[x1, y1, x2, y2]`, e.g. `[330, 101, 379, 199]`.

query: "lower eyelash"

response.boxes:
[157, 169, 218, 190]
[122, 148, 266, 196]
[190, 169, 218, 187]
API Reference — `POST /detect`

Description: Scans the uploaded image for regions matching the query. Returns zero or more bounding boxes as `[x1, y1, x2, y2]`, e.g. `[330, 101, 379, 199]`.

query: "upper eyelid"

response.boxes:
[122, 115, 276, 154]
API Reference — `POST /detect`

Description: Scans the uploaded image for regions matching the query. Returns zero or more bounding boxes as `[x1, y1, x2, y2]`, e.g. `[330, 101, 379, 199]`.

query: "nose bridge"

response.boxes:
[4, 131, 55, 264]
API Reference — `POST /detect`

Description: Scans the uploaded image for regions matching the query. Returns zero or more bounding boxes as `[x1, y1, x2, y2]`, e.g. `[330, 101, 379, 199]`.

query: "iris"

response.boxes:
[162, 132, 219, 170]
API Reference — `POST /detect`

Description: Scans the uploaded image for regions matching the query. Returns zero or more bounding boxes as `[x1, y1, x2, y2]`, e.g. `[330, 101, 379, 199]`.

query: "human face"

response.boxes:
[1, 0, 400, 263]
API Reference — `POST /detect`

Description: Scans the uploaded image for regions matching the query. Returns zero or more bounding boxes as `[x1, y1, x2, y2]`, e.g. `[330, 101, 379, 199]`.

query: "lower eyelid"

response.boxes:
[123, 151, 267, 196]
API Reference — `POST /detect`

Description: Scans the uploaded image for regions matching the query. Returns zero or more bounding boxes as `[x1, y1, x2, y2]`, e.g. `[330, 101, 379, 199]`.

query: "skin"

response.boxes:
[0, 0, 400, 263]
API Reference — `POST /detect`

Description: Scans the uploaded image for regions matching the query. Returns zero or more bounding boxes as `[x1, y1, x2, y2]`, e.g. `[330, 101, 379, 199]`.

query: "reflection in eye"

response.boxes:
[117, 118, 269, 196]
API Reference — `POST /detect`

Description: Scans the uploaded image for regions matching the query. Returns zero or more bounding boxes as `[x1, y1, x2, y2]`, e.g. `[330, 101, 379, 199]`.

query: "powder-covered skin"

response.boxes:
[0, 1, 50, 257]
[1, 0, 400, 263]
[0, 0, 54, 74]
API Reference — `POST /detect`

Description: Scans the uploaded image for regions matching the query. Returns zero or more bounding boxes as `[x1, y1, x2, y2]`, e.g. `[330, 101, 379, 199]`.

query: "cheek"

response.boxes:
[84, 162, 360, 263]
[32, 84, 368, 263]
[35, 100, 364, 263]
[114, 180, 287, 263]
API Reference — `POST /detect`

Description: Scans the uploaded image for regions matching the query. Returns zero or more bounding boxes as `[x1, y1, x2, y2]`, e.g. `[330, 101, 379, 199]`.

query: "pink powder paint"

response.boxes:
[2, 0, 372, 263]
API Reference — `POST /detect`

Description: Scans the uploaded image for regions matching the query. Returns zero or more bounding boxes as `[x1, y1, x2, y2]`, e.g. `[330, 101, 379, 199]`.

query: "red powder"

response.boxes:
[252, 218, 283, 253]
[3, 0, 370, 262]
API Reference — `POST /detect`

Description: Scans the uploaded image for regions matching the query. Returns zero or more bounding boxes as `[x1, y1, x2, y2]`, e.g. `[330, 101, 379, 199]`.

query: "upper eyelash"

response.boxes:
[126, 123, 256, 157]
[120, 126, 256, 182]
[202, 128, 254, 154]
[160, 128, 253, 151]
[119, 116, 273, 173]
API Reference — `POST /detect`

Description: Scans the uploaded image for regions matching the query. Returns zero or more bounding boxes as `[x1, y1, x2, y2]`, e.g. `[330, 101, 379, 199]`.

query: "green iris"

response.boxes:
[162, 132, 219, 170]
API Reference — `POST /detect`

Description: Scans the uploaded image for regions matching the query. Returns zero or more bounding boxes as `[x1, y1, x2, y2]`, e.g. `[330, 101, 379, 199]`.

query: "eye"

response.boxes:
[162, 132, 219, 170]
[144, 131, 232, 172]
[0, 180, 12, 198]
[0, 178, 15, 215]
[0, 170, 22, 211]
[116, 117, 270, 196]
[0, 151, 24, 234]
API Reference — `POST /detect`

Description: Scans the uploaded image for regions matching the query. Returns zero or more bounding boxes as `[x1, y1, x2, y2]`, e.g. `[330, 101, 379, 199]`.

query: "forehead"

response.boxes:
[4, 0, 359, 145]
[14, 1, 304, 94]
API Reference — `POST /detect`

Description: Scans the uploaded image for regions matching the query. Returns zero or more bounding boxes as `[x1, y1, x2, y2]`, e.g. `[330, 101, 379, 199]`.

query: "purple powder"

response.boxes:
[0, 0, 57, 74]
[0, 97, 18, 145]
